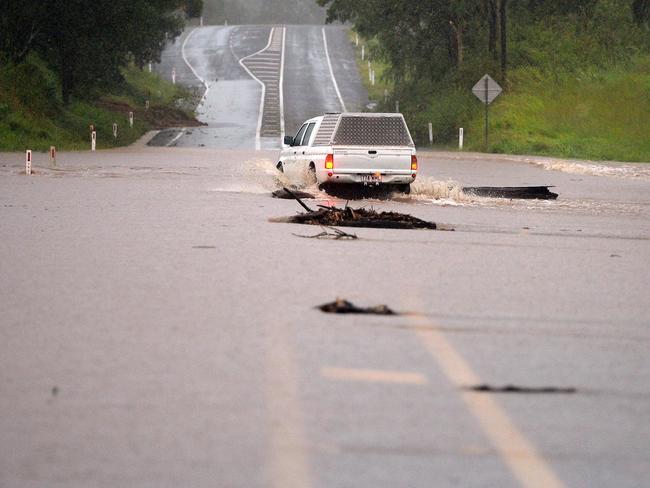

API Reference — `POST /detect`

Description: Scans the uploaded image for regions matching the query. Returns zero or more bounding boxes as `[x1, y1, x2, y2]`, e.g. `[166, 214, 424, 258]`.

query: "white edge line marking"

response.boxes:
[166, 129, 185, 147]
[279, 27, 286, 141]
[174, 27, 211, 148]
[181, 27, 210, 103]
[322, 27, 347, 113]
[238, 27, 275, 151]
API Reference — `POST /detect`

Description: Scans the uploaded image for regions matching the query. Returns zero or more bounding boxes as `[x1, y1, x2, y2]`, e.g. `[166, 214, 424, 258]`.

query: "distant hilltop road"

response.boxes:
[203, 0, 327, 25]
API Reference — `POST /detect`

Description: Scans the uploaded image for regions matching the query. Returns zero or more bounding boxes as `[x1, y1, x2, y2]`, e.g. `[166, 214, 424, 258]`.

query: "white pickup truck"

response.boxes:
[277, 113, 418, 193]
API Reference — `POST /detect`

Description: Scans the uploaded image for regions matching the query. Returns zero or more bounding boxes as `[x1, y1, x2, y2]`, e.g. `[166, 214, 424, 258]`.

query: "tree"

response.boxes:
[33, 0, 184, 103]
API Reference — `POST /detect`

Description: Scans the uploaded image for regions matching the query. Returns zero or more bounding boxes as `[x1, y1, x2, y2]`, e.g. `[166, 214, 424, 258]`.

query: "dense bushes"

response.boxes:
[322, 0, 650, 160]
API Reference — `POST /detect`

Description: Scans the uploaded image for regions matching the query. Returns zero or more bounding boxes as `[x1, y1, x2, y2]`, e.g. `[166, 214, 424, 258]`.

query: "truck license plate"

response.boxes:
[358, 173, 382, 183]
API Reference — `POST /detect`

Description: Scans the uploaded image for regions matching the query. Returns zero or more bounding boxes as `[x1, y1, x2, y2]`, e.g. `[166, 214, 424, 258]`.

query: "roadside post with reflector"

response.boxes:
[361, 45, 365, 61]
[172, 68, 176, 85]
[459, 128, 464, 150]
[25, 150, 32, 175]
[113, 123, 118, 139]
[355, 34, 359, 46]
[129, 111, 134, 128]
[384, 89, 388, 103]
[91, 131, 97, 151]
[395, 101, 399, 113]
[145, 100, 150, 111]
[148, 62, 152, 73]
[49, 146, 56, 167]
[428, 123, 433, 144]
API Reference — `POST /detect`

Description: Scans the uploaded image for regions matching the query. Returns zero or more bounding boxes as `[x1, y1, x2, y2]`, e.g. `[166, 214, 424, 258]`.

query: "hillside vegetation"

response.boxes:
[0, 1, 201, 151]
[0, 56, 198, 151]
[323, 0, 650, 162]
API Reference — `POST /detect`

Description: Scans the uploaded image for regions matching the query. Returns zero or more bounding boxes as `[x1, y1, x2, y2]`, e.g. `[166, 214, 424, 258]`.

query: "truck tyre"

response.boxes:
[397, 184, 411, 194]
[308, 163, 317, 184]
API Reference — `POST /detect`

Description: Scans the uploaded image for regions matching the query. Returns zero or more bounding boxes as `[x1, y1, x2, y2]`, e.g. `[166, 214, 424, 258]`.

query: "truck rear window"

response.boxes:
[332, 116, 413, 146]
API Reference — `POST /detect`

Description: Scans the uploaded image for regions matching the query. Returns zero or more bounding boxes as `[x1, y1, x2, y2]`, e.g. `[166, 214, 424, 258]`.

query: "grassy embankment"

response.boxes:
[0, 55, 199, 152]
[350, 33, 650, 162]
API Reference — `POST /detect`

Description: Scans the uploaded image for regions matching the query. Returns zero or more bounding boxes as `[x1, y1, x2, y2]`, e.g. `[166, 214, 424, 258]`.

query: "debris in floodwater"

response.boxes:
[272, 188, 316, 200]
[462, 186, 558, 200]
[274, 187, 441, 230]
[318, 298, 397, 315]
[294, 226, 358, 240]
[466, 384, 577, 394]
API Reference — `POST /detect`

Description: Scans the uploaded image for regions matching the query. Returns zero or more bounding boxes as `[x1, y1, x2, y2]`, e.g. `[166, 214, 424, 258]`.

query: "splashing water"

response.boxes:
[211, 158, 319, 194]
[526, 159, 650, 179]
[410, 177, 474, 205]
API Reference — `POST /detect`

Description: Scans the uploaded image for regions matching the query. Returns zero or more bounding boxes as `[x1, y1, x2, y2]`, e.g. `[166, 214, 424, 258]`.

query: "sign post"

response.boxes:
[25, 150, 32, 175]
[472, 74, 502, 150]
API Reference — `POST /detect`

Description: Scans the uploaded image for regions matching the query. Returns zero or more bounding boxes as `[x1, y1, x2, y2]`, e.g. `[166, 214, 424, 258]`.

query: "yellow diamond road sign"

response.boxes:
[472, 74, 502, 104]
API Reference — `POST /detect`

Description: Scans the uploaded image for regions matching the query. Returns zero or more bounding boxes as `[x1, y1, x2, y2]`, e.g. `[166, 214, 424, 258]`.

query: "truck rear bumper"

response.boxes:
[318, 170, 416, 185]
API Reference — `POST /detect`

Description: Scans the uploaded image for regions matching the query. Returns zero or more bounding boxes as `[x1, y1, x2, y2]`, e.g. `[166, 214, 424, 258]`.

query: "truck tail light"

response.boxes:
[325, 154, 334, 170]
[411, 155, 418, 171]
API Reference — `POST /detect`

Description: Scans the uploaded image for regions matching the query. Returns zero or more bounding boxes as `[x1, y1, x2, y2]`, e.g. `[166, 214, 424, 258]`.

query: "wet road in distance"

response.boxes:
[150, 25, 368, 150]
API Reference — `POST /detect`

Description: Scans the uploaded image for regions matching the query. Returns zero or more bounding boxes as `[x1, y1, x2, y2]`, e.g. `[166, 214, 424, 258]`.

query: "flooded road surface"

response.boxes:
[1, 146, 649, 488]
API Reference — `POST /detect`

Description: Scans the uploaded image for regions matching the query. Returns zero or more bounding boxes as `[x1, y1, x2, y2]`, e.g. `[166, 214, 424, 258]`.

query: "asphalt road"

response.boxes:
[149, 25, 368, 150]
[1, 144, 649, 487]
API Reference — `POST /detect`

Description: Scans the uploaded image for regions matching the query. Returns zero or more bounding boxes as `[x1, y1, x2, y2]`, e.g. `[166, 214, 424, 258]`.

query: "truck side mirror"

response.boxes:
[283, 135, 294, 146]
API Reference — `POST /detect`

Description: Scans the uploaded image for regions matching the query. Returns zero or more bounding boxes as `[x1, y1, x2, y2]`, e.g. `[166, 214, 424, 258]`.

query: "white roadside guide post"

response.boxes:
[49, 146, 56, 167]
[200, 16, 203, 27]
[113, 123, 118, 139]
[428, 122, 433, 144]
[145, 100, 150, 111]
[172, 67, 176, 85]
[355, 34, 359, 46]
[371, 70, 376, 86]
[384, 89, 388, 103]
[91, 131, 97, 151]
[129, 111, 134, 128]
[396, 100, 399, 113]
[361, 45, 365, 61]
[459, 128, 464, 150]
[25, 150, 32, 175]
[149, 62, 152, 73]
[471, 74, 502, 149]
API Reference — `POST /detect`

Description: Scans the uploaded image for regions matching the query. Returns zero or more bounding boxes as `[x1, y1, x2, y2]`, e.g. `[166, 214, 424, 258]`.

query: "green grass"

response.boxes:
[465, 57, 650, 162]
[0, 56, 196, 151]
[348, 31, 392, 108]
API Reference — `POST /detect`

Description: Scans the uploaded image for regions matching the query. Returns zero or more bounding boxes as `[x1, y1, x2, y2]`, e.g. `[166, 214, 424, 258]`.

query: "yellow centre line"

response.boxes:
[412, 317, 565, 488]
[321, 367, 429, 385]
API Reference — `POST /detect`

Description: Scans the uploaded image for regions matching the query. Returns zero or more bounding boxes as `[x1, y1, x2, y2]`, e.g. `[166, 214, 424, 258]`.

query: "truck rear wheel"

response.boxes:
[395, 184, 411, 194]
[308, 163, 317, 184]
